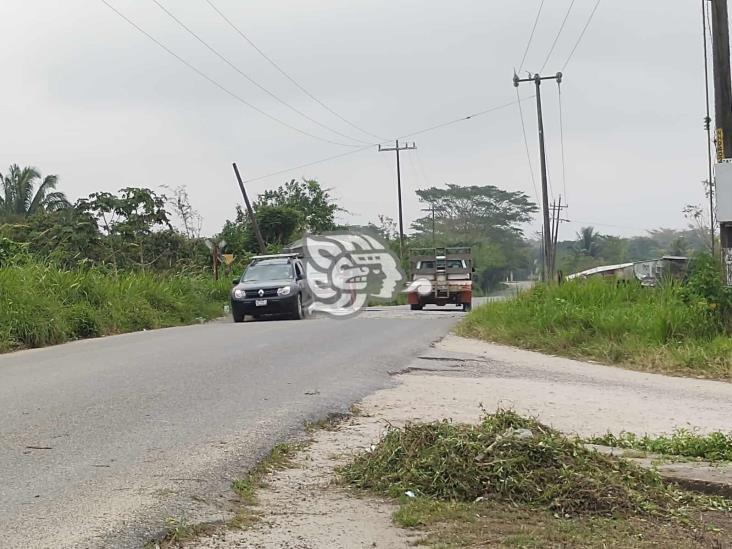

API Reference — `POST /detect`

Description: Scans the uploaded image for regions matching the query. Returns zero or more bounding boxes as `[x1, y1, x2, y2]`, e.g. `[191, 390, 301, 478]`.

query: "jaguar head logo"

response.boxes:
[303, 232, 405, 317]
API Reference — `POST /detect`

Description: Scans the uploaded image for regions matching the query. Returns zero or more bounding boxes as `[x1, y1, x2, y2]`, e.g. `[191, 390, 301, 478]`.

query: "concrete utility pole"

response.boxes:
[232, 163, 266, 253]
[711, 0, 732, 270]
[702, 0, 716, 255]
[514, 71, 563, 282]
[379, 140, 417, 258]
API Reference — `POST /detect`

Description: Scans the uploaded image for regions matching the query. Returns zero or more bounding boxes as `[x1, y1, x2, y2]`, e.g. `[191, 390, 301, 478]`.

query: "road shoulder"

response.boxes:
[173, 334, 732, 548]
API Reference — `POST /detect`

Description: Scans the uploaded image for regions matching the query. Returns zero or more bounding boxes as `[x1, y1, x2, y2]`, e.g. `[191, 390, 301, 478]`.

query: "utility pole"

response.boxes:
[379, 140, 417, 258]
[549, 196, 568, 278]
[702, 0, 716, 255]
[421, 203, 437, 249]
[514, 71, 563, 282]
[232, 163, 266, 253]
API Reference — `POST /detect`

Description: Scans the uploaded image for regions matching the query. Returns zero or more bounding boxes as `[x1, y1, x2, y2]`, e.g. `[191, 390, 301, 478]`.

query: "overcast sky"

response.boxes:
[0, 0, 716, 239]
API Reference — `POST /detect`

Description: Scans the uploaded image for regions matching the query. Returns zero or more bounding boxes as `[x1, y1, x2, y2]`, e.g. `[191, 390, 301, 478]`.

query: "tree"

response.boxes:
[76, 188, 171, 270]
[410, 184, 538, 290]
[0, 164, 69, 218]
[162, 185, 202, 239]
[257, 179, 339, 233]
[575, 227, 602, 258]
[412, 184, 538, 240]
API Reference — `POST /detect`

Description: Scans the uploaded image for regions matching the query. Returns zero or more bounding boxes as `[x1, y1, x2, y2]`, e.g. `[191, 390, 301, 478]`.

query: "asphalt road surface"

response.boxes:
[0, 306, 465, 548]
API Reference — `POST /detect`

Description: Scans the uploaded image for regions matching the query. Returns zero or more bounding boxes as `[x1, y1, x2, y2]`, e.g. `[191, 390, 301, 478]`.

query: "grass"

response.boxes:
[589, 430, 732, 462]
[393, 499, 732, 548]
[232, 442, 304, 506]
[457, 278, 732, 380]
[340, 410, 732, 547]
[0, 260, 229, 352]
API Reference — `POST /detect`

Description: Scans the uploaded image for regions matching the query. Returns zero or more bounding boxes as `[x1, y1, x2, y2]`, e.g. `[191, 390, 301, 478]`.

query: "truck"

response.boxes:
[406, 247, 474, 312]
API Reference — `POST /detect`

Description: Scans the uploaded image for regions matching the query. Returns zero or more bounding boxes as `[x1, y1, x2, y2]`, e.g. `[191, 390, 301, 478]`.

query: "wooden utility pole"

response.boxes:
[514, 71, 563, 282]
[379, 140, 417, 258]
[232, 163, 266, 252]
[549, 196, 568, 278]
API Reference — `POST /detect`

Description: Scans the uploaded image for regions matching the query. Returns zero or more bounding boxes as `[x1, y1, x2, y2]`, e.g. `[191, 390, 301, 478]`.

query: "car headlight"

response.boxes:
[277, 286, 292, 296]
[233, 288, 245, 299]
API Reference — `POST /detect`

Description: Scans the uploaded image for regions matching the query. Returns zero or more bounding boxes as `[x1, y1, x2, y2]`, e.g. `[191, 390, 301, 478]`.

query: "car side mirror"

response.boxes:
[472, 267, 476, 273]
[232, 278, 240, 285]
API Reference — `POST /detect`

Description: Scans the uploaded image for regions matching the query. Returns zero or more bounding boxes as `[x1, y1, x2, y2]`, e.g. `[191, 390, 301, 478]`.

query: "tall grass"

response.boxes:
[458, 278, 732, 380]
[0, 261, 229, 351]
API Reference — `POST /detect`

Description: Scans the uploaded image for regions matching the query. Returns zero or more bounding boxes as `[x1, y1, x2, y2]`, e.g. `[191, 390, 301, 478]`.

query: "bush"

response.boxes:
[0, 261, 229, 351]
[458, 268, 732, 379]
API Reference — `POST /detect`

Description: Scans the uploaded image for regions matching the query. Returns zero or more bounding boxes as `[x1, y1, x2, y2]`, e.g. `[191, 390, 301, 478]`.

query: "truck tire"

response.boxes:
[410, 304, 424, 311]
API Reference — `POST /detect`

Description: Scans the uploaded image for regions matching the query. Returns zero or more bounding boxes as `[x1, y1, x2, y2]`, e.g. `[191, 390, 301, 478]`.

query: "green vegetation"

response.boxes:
[1, 163, 344, 350]
[589, 430, 732, 462]
[232, 442, 303, 506]
[0, 260, 228, 351]
[458, 256, 732, 380]
[407, 184, 538, 291]
[341, 411, 732, 547]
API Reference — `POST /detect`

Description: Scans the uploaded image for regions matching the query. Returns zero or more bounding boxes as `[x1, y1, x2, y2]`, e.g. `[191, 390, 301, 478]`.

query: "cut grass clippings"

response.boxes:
[0, 261, 229, 352]
[589, 429, 732, 462]
[457, 278, 732, 381]
[340, 410, 732, 547]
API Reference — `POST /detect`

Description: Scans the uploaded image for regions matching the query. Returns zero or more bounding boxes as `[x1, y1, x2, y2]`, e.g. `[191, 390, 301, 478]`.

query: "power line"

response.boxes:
[539, 0, 577, 73]
[518, 0, 546, 72]
[244, 144, 375, 184]
[244, 96, 528, 184]
[148, 0, 369, 146]
[97, 0, 363, 148]
[396, 97, 530, 140]
[203, 0, 388, 143]
[561, 0, 602, 71]
[515, 87, 541, 206]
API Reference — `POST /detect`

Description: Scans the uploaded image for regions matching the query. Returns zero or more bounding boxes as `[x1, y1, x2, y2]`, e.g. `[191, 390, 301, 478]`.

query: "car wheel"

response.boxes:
[233, 311, 245, 323]
[292, 294, 305, 320]
[410, 304, 423, 311]
[462, 302, 472, 312]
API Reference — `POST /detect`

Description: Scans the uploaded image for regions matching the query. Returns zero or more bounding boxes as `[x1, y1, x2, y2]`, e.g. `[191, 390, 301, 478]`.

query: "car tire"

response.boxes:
[462, 302, 472, 312]
[233, 311, 245, 323]
[292, 294, 305, 320]
[410, 304, 423, 311]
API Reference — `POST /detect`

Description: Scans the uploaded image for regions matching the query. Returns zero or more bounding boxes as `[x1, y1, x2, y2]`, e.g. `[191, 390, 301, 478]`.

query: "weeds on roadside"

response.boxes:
[458, 262, 732, 379]
[0, 260, 229, 351]
[232, 442, 304, 506]
[589, 430, 732, 462]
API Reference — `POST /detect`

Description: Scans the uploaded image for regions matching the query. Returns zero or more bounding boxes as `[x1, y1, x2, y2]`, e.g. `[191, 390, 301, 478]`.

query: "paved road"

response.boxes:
[0, 308, 464, 548]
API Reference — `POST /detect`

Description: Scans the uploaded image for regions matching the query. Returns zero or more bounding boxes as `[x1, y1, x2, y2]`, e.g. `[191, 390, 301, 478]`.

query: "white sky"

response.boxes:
[0, 0, 717, 239]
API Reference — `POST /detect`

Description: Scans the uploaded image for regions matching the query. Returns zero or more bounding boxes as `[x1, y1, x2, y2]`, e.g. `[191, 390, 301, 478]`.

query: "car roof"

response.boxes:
[251, 258, 292, 265]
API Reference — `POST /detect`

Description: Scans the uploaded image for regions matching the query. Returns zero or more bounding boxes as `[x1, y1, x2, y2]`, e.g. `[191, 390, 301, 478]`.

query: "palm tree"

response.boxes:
[0, 164, 69, 218]
[575, 226, 602, 258]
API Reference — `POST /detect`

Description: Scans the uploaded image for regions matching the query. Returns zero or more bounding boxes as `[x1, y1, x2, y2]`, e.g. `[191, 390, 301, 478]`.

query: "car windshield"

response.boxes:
[242, 262, 293, 282]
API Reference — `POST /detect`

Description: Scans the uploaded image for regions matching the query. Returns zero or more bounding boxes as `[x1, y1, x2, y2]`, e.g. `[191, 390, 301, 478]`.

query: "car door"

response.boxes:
[294, 260, 310, 304]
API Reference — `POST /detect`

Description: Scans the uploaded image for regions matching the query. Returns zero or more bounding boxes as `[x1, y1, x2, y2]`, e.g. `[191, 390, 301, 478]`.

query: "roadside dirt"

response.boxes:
[184, 334, 732, 548]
